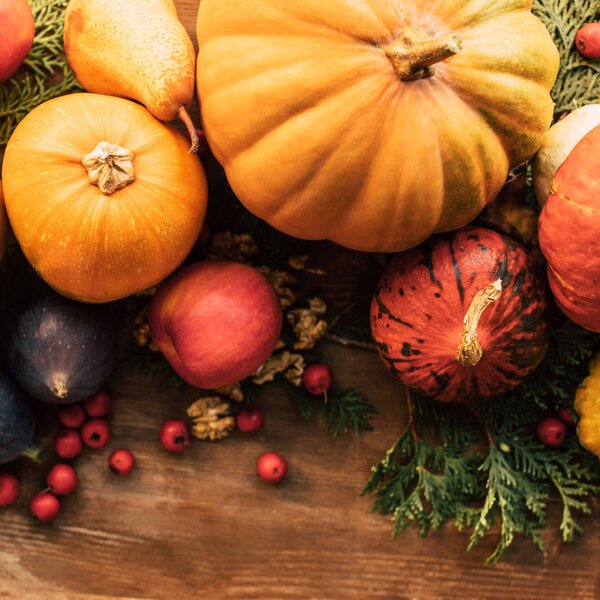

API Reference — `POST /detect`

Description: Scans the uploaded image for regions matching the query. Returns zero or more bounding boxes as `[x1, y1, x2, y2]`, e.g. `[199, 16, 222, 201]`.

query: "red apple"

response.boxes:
[148, 260, 282, 389]
[0, 0, 35, 84]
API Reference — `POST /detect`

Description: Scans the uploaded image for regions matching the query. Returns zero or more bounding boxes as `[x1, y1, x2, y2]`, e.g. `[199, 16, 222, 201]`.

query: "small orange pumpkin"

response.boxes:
[538, 125, 600, 332]
[196, 0, 559, 252]
[0, 180, 8, 263]
[1, 93, 207, 302]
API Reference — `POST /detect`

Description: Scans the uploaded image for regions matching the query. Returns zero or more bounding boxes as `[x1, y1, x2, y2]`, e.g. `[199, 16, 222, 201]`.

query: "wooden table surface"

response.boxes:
[1, 2, 599, 599]
[1, 343, 599, 600]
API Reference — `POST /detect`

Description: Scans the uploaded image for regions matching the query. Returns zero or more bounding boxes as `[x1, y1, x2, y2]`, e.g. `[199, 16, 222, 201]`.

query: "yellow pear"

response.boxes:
[63, 0, 199, 151]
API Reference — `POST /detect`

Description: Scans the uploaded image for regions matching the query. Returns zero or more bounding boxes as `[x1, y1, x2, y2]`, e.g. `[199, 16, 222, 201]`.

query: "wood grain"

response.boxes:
[1, 2, 599, 599]
[1, 343, 599, 600]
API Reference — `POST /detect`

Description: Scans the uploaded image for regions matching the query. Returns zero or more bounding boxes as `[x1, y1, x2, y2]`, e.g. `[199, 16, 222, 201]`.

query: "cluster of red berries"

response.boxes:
[232, 406, 290, 484]
[54, 390, 113, 458]
[0, 389, 137, 521]
[156, 363, 337, 485]
[158, 410, 289, 485]
[536, 406, 577, 448]
[241, 362, 332, 484]
[2, 362, 338, 510]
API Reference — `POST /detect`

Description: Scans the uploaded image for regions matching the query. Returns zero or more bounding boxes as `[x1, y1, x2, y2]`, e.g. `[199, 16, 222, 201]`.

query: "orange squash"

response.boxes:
[1, 93, 207, 303]
[196, 0, 559, 252]
[574, 351, 600, 458]
[0, 180, 8, 263]
[538, 125, 600, 332]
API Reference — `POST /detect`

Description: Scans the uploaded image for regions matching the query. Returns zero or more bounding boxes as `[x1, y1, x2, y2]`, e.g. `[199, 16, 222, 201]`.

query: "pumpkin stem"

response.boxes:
[51, 380, 69, 400]
[82, 141, 135, 195]
[177, 105, 200, 154]
[384, 27, 462, 81]
[455, 279, 502, 367]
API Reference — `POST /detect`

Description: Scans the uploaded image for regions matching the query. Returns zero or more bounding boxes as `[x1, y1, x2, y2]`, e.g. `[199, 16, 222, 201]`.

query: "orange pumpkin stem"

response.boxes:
[455, 279, 502, 367]
[82, 141, 136, 195]
[385, 28, 462, 81]
[177, 105, 200, 154]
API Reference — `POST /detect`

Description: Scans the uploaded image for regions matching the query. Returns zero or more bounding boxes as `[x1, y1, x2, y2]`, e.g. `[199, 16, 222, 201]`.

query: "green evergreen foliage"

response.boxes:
[0, 0, 82, 146]
[532, 0, 600, 116]
[363, 317, 600, 564]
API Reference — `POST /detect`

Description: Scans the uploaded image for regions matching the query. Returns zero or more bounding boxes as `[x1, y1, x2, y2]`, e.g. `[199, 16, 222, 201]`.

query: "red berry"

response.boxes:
[83, 390, 112, 418]
[236, 408, 265, 434]
[30, 491, 60, 522]
[575, 23, 600, 59]
[81, 418, 111, 449]
[537, 417, 568, 447]
[557, 406, 576, 425]
[303, 364, 333, 396]
[57, 403, 86, 429]
[108, 449, 136, 476]
[46, 464, 78, 496]
[0, 473, 20, 506]
[256, 451, 288, 484]
[159, 419, 190, 453]
[54, 429, 83, 460]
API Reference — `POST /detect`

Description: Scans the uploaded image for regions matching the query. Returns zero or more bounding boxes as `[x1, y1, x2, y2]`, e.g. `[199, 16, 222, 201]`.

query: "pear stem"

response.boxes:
[455, 279, 503, 367]
[177, 106, 200, 154]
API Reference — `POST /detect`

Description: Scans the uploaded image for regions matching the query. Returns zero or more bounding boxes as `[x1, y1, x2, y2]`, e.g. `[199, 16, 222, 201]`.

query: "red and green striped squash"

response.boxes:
[538, 124, 600, 333]
[370, 226, 549, 402]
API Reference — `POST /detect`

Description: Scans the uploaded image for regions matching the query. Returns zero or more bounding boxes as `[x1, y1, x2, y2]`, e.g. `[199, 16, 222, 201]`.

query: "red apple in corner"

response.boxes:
[0, 0, 35, 84]
[148, 260, 282, 389]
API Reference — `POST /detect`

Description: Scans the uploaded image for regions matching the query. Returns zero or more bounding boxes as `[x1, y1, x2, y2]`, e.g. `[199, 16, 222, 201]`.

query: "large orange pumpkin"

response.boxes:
[0, 180, 8, 263]
[196, 0, 559, 252]
[1, 93, 207, 303]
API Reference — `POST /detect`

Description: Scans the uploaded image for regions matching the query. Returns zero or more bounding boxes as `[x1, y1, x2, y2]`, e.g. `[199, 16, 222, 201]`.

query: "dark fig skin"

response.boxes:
[0, 367, 35, 464]
[7, 294, 116, 404]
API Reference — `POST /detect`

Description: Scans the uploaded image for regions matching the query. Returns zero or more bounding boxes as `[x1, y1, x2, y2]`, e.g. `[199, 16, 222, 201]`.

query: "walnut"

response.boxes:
[187, 396, 235, 441]
[215, 383, 244, 403]
[131, 306, 159, 350]
[307, 297, 327, 314]
[207, 232, 258, 262]
[288, 254, 327, 275]
[191, 417, 236, 441]
[287, 297, 328, 350]
[282, 355, 305, 387]
[253, 350, 305, 386]
[257, 266, 297, 309]
[133, 323, 151, 347]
